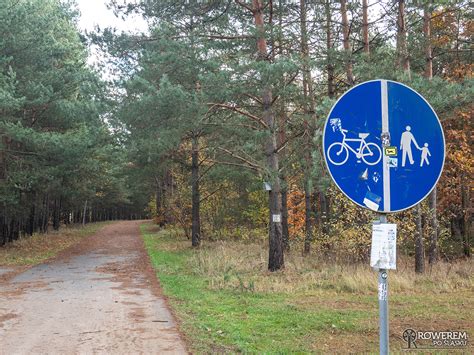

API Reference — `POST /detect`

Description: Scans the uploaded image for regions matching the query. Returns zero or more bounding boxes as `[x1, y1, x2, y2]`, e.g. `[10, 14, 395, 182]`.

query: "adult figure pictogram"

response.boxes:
[400, 126, 420, 167]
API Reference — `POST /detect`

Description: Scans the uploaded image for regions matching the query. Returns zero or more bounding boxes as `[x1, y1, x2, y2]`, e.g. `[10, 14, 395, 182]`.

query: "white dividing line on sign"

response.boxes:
[381, 80, 390, 212]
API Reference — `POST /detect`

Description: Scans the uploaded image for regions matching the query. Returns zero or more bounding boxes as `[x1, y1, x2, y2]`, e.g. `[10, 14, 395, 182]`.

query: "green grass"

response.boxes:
[141, 224, 473, 353]
[0, 222, 111, 266]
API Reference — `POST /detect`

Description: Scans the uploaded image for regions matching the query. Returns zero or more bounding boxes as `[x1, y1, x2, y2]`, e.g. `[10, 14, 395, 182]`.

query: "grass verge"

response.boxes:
[141, 223, 473, 353]
[0, 222, 110, 266]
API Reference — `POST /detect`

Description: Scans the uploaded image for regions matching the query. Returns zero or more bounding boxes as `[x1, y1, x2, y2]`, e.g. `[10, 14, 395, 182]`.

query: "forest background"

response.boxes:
[0, 0, 472, 273]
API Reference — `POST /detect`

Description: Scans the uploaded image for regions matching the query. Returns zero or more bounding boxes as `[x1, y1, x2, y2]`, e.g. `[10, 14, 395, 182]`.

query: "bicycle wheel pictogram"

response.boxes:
[327, 142, 349, 165]
[361, 142, 382, 165]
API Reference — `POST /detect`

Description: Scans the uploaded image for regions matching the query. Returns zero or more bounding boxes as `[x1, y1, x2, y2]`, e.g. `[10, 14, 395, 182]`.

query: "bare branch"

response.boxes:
[200, 186, 225, 203]
[197, 34, 253, 40]
[217, 147, 262, 171]
[234, 0, 254, 13]
[276, 130, 305, 154]
[198, 162, 217, 182]
[208, 159, 261, 172]
[208, 103, 269, 129]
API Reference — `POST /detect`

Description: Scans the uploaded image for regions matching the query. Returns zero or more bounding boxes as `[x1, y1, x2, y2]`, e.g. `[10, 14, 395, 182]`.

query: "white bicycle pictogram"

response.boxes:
[327, 129, 382, 166]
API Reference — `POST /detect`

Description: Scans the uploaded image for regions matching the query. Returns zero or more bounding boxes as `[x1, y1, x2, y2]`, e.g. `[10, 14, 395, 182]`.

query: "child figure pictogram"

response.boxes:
[420, 143, 431, 167]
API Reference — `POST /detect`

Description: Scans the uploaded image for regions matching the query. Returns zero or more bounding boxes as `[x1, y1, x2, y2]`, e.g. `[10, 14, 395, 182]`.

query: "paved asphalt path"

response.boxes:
[0, 221, 187, 354]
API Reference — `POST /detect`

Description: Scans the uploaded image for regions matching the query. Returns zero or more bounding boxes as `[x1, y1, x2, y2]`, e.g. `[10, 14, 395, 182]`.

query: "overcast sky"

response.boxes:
[76, 0, 148, 33]
[75, 0, 147, 73]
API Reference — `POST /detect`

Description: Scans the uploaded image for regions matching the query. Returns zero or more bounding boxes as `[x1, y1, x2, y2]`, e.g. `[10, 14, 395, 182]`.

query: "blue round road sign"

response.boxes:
[323, 80, 445, 213]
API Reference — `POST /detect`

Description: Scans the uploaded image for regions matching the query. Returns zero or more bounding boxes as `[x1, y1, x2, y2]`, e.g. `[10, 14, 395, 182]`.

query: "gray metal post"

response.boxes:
[378, 214, 389, 355]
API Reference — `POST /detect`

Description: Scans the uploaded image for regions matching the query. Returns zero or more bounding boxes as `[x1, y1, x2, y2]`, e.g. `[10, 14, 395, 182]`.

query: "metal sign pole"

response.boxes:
[378, 214, 389, 355]
[321, 80, 445, 354]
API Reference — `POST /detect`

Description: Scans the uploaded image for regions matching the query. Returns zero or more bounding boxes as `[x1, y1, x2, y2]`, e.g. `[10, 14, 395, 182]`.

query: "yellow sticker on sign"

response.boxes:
[384, 146, 398, 156]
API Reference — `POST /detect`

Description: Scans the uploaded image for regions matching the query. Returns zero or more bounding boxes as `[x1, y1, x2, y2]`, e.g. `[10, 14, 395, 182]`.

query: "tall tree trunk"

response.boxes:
[397, 0, 411, 77]
[303, 178, 312, 255]
[27, 198, 35, 236]
[82, 200, 88, 227]
[423, 4, 439, 264]
[0, 136, 7, 181]
[53, 198, 60, 231]
[277, 96, 290, 252]
[281, 183, 290, 251]
[340, 0, 354, 85]
[155, 176, 165, 226]
[326, 0, 335, 97]
[321, 1, 334, 235]
[163, 170, 173, 224]
[415, 204, 425, 273]
[43, 194, 49, 233]
[398, 0, 421, 271]
[461, 174, 471, 257]
[320, 191, 329, 235]
[423, 5, 433, 79]
[191, 134, 201, 247]
[428, 190, 439, 263]
[0, 213, 5, 246]
[251, 0, 283, 271]
[362, 0, 369, 54]
[279, 117, 289, 252]
[301, 0, 315, 255]
[155, 178, 161, 215]
[278, 0, 290, 253]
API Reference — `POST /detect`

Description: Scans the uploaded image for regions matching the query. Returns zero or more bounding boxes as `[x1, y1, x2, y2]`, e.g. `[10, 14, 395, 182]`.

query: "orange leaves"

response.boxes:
[431, 8, 472, 81]
[287, 186, 305, 239]
[437, 109, 473, 213]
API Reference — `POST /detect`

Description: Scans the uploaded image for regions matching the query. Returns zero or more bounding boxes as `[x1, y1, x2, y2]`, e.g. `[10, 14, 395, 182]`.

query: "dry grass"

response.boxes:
[0, 222, 110, 266]
[189, 239, 473, 295]
[144, 225, 474, 353]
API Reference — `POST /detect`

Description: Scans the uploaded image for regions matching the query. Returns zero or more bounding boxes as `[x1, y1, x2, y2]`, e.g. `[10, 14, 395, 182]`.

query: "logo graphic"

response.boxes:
[402, 328, 469, 350]
[326, 120, 382, 166]
[403, 329, 417, 349]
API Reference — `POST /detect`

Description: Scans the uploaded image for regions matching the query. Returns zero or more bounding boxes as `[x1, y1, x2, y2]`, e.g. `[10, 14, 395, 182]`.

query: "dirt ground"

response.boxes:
[0, 220, 187, 354]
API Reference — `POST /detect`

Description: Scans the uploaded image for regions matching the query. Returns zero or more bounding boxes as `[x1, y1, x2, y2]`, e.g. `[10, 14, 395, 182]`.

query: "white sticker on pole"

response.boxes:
[272, 214, 281, 223]
[370, 223, 397, 270]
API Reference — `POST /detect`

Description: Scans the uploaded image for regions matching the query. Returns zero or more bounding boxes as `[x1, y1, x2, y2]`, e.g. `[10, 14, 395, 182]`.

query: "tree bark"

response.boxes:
[461, 175, 471, 257]
[82, 200, 87, 227]
[303, 178, 312, 255]
[397, 0, 411, 76]
[340, 0, 354, 85]
[422, 4, 439, 264]
[53, 198, 60, 231]
[326, 0, 335, 97]
[251, 0, 284, 271]
[415, 204, 425, 273]
[163, 170, 173, 224]
[428, 189, 439, 263]
[398, 0, 421, 271]
[191, 134, 201, 247]
[278, 0, 289, 253]
[27, 198, 35, 236]
[320, 191, 330, 235]
[362, 0, 369, 55]
[322, 1, 334, 232]
[281, 184, 290, 251]
[155, 176, 165, 226]
[423, 5, 433, 79]
[0, 135, 7, 181]
[301, 0, 315, 255]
